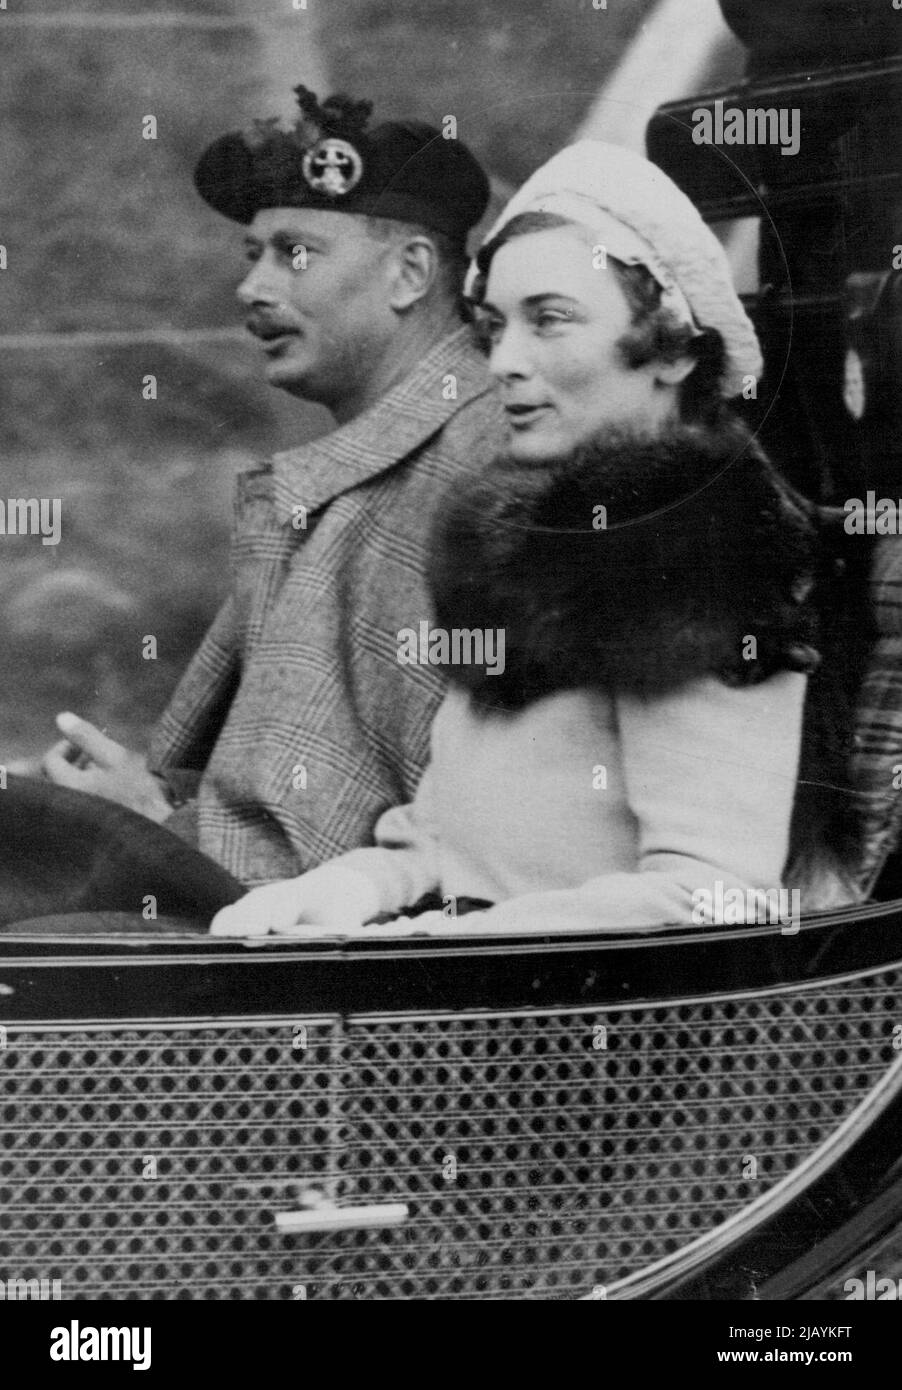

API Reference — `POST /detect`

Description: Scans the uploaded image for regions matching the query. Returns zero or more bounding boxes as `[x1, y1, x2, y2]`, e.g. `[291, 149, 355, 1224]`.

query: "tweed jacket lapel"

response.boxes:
[267, 324, 490, 521]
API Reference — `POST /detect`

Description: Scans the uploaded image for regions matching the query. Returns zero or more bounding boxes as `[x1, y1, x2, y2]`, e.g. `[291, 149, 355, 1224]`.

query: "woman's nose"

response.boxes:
[488, 324, 531, 382]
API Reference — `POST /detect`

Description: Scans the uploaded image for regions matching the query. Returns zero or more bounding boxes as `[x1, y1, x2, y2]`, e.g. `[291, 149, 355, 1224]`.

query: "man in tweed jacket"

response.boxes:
[37, 88, 504, 888]
[149, 328, 501, 885]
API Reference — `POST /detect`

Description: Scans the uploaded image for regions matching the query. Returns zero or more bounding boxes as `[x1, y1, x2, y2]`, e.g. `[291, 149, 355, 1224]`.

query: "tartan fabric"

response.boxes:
[849, 535, 902, 894]
[149, 325, 505, 886]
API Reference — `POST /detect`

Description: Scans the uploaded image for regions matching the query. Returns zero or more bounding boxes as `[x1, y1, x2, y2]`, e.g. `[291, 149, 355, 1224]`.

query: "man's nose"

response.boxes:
[236, 258, 281, 308]
[488, 324, 531, 382]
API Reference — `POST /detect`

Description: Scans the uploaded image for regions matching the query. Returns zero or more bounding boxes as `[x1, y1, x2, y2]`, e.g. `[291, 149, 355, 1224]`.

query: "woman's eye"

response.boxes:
[475, 316, 504, 348]
[244, 247, 262, 263]
[535, 309, 572, 330]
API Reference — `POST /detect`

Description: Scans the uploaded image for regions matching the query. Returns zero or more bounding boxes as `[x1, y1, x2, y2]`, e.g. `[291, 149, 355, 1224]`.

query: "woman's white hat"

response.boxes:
[467, 140, 763, 399]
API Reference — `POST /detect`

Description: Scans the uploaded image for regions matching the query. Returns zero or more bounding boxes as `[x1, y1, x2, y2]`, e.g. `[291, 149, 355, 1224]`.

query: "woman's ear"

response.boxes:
[389, 235, 439, 311]
[653, 355, 697, 387]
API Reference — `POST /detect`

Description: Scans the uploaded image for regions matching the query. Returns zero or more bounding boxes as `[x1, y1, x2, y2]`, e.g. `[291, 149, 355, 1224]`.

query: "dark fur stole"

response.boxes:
[428, 419, 822, 709]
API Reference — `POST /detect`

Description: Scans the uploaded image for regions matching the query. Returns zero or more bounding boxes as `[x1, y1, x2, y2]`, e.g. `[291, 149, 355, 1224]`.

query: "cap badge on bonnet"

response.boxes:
[291, 87, 369, 197]
[241, 86, 371, 196]
[302, 138, 364, 197]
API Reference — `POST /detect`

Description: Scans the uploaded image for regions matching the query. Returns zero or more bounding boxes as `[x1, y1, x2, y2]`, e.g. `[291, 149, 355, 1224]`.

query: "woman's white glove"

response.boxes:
[209, 863, 382, 937]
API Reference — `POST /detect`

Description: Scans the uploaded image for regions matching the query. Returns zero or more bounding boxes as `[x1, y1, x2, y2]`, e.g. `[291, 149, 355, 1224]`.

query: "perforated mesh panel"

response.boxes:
[1, 970, 899, 1299]
[0, 1021, 343, 1300]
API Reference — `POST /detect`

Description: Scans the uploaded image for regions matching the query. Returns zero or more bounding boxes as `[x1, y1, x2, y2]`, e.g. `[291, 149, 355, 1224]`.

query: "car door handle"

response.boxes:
[275, 1203, 409, 1235]
[274, 1188, 409, 1236]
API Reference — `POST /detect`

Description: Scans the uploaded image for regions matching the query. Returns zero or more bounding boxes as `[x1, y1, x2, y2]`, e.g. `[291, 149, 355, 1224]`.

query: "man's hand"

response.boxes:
[40, 712, 173, 823]
[210, 863, 381, 936]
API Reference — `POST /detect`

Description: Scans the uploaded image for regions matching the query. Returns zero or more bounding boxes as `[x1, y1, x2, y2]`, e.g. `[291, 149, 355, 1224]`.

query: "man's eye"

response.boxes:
[244, 247, 262, 263]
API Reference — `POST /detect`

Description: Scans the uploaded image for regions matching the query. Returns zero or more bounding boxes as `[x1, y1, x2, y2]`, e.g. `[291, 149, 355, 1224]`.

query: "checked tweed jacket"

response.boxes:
[149, 326, 505, 886]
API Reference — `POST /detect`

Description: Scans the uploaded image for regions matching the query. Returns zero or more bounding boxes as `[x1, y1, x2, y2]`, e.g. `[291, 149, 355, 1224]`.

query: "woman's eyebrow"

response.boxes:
[478, 293, 577, 313]
[521, 292, 578, 308]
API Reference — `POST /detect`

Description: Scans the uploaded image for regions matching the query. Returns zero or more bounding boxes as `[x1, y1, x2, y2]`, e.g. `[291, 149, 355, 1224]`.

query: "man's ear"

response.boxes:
[388, 235, 439, 311]
[653, 354, 697, 387]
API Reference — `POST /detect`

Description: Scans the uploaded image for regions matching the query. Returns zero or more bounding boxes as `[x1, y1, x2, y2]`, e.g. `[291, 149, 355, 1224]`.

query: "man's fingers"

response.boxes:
[42, 741, 89, 787]
[45, 737, 84, 766]
[55, 712, 126, 769]
[5, 755, 44, 776]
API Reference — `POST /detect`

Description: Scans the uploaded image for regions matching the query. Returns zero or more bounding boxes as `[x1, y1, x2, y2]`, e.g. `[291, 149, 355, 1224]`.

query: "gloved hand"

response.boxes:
[209, 862, 382, 936]
[291, 909, 483, 940]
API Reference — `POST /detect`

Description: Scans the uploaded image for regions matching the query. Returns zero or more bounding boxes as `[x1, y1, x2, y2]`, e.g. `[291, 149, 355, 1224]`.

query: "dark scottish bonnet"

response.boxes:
[193, 86, 490, 242]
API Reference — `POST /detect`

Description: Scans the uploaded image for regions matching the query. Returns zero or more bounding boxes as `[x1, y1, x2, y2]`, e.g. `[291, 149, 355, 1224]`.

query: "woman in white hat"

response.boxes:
[211, 141, 823, 938]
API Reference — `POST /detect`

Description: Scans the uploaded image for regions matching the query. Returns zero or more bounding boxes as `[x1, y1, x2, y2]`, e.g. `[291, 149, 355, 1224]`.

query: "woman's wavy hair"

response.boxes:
[469, 210, 728, 425]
